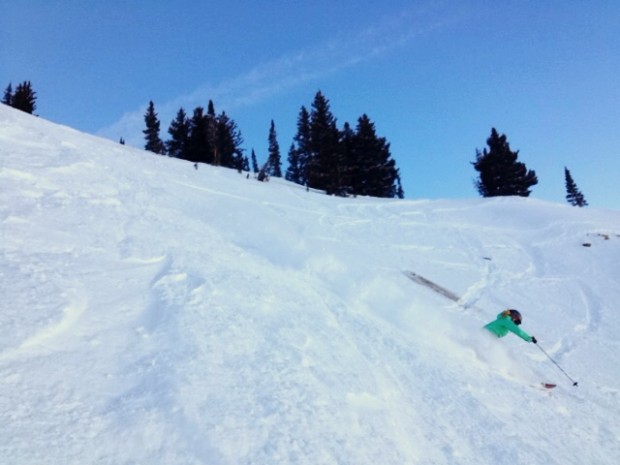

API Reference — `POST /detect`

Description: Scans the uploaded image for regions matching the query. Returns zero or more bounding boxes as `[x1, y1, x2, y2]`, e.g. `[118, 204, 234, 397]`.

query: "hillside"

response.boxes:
[1, 104, 619, 464]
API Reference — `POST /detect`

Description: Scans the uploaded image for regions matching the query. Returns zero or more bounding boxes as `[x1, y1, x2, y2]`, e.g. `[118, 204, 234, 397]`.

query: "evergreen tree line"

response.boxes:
[144, 100, 245, 172]
[3, 81, 37, 114]
[472, 127, 588, 207]
[285, 91, 403, 198]
[2, 80, 588, 206]
[143, 91, 404, 199]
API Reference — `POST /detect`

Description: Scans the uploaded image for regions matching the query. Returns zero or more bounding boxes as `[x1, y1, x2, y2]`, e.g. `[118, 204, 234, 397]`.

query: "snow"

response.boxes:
[1, 103, 619, 464]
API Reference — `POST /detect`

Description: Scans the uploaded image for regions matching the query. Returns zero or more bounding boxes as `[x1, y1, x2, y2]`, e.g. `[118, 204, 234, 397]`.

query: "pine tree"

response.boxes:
[2, 83, 12, 105]
[285, 144, 302, 184]
[339, 121, 355, 195]
[206, 101, 218, 165]
[350, 114, 400, 198]
[287, 106, 311, 186]
[166, 108, 190, 159]
[473, 128, 538, 197]
[143, 101, 165, 154]
[266, 120, 282, 177]
[215, 111, 244, 171]
[187, 107, 211, 164]
[250, 149, 259, 174]
[308, 91, 341, 194]
[564, 167, 588, 207]
[11, 81, 37, 114]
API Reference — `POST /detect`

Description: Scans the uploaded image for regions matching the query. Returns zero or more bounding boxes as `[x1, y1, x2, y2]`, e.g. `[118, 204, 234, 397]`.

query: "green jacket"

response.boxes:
[484, 312, 533, 342]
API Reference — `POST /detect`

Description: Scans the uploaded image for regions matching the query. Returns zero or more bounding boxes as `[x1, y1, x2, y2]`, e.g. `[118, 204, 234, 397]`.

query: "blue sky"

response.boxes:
[3, 1, 619, 208]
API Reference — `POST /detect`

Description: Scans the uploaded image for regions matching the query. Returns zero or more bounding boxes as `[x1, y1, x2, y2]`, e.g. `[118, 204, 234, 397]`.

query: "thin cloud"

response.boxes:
[98, 5, 455, 147]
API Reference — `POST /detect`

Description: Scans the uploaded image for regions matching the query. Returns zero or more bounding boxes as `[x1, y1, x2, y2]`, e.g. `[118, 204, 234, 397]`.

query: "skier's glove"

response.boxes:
[531, 337, 537, 344]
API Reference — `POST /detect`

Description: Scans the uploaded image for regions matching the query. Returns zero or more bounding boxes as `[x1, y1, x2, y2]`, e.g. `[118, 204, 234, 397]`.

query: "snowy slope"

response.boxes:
[1, 104, 619, 465]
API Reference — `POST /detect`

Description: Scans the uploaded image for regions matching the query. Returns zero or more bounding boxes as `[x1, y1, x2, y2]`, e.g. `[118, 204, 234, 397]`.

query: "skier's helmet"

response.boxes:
[508, 309, 522, 325]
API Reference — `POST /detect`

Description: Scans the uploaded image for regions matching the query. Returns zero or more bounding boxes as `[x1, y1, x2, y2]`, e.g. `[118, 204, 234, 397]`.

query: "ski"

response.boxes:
[403, 271, 461, 302]
[541, 382, 556, 389]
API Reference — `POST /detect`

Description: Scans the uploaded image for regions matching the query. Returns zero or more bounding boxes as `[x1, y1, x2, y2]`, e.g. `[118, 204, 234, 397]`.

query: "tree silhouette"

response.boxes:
[266, 120, 282, 177]
[214, 111, 244, 171]
[143, 101, 165, 154]
[287, 106, 311, 186]
[307, 92, 343, 194]
[2, 83, 12, 105]
[11, 81, 37, 114]
[473, 128, 537, 197]
[349, 114, 401, 198]
[166, 108, 190, 159]
[187, 106, 211, 163]
[564, 167, 588, 207]
[250, 149, 259, 174]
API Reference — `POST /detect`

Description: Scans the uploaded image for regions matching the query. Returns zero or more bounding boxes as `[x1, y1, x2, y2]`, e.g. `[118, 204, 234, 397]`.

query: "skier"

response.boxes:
[484, 309, 537, 344]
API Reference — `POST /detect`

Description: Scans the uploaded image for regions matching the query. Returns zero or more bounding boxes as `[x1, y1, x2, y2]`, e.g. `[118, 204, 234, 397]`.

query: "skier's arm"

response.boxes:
[506, 320, 533, 342]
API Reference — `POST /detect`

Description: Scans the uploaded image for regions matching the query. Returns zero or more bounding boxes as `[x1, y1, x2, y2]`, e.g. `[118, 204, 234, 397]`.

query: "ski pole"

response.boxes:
[535, 343, 578, 386]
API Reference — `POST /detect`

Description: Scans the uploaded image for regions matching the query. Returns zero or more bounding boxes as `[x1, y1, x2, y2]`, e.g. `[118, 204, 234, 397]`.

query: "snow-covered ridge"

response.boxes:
[1, 104, 619, 464]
